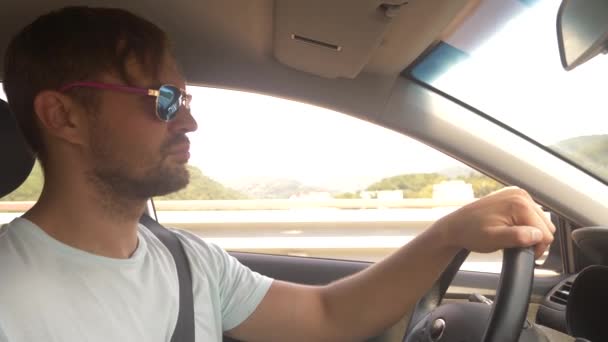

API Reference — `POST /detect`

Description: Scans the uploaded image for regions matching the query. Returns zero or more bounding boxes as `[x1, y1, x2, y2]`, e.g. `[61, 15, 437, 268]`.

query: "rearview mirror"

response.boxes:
[557, 0, 608, 71]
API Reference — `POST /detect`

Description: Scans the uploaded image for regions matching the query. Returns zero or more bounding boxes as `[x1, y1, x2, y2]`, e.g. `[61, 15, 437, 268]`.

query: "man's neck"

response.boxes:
[24, 176, 146, 259]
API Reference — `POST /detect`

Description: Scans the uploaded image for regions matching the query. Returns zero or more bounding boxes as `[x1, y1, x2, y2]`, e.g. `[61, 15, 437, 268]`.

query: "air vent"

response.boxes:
[549, 281, 573, 306]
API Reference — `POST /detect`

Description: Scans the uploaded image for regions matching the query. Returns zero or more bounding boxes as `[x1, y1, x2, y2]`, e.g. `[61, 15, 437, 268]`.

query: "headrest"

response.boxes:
[0, 99, 35, 198]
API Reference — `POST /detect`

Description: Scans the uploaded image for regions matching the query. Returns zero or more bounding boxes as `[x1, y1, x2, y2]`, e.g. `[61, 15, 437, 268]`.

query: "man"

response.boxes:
[0, 6, 554, 342]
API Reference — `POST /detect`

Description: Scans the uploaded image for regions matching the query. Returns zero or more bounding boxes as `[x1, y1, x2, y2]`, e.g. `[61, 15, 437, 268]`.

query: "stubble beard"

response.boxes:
[87, 131, 190, 201]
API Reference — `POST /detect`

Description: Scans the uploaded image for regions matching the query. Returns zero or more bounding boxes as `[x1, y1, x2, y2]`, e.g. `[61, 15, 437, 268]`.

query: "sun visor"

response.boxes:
[273, 1, 410, 79]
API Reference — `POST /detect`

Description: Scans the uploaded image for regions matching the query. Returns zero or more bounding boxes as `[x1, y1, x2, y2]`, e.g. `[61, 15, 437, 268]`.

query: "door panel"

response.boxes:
[225, 252, 563, 342]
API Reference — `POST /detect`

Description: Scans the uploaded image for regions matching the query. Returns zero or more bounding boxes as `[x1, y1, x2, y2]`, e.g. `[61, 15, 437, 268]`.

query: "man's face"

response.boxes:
[84, 53, 198, 199]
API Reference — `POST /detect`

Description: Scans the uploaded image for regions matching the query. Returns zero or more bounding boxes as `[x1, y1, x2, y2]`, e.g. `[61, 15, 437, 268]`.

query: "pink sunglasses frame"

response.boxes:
[59, 81, 192, 121]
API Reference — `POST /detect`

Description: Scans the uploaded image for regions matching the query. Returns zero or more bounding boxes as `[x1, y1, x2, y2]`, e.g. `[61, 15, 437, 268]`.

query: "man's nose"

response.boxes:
[170, 107, 198, 134]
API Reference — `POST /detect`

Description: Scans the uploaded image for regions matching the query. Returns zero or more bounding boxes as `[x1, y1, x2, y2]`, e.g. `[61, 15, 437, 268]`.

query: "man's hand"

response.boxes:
[434, 187, 556, 258]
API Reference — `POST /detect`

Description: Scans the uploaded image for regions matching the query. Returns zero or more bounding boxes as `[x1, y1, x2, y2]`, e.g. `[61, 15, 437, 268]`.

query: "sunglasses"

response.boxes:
[59, 82, 192, 122]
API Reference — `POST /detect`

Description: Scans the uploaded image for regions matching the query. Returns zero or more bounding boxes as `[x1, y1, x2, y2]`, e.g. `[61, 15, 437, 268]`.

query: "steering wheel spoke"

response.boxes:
[402, 248, 535, 342]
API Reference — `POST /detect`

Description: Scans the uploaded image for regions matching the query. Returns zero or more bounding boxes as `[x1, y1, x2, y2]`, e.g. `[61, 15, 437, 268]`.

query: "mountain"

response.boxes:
[229, 177, 329, 199]
[365, 173, 447, 198]
[437, 165, 479, 178]
[1, 163, 246, 201]
[156, 165, 247, 200]
[552, 135, 608, 180]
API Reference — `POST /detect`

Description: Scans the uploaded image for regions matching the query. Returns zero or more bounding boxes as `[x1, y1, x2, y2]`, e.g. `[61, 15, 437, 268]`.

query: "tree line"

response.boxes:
[0, 163, 246, 201]
[334, 173, 503, 199]
[1, 163, 502, 201]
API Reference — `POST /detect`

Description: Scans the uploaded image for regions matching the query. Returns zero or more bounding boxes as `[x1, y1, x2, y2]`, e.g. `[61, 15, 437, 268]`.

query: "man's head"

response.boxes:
[3, 6, 198, 199]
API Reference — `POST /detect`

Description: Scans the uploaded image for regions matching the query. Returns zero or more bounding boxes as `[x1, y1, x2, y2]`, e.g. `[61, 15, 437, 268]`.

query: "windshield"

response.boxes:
[410, 0, 608, 183]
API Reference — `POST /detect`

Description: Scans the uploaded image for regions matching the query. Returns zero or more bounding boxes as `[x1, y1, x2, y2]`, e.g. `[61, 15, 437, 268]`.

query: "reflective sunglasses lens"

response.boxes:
[157, 85, 181, 121]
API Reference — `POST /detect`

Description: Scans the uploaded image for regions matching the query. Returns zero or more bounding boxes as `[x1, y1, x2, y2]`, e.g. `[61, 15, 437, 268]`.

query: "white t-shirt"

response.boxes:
[0, 217, 273, 342]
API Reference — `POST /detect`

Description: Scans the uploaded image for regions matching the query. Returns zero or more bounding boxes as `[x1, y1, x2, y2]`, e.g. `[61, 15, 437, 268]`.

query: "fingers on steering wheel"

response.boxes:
[522, 192, 556, 233]
[528, 203, 555, 257]
[508, 197, 553, 259]
[516, 188, 556, 234]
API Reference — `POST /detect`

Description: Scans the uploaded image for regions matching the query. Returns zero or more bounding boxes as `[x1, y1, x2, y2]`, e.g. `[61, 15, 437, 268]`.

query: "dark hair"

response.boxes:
[2, 6, 169, 159]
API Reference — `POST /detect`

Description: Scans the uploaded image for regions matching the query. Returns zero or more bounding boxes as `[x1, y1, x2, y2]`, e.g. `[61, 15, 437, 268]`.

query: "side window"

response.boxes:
[0, 84, 557, 275]
[152, 86, 518, 274]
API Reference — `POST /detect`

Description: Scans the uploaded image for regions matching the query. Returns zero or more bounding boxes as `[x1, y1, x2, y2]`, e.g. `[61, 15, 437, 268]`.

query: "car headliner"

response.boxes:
[0, 0, 475, 120]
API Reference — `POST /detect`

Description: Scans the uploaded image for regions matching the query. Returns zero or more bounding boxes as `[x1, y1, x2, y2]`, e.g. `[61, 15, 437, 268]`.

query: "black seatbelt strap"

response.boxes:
[140, 214, 195, 342]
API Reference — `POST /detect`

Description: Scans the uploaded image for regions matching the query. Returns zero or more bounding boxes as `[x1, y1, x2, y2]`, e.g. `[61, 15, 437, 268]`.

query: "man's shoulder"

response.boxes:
[0, 219, 44, 294]
[138, 223, 229, 268]
[174, 228, 234, 269]
[0, 219, 27, 254]
[0, 218, 22, 237]
[0, 223, 13, 260]
[0, 223, 8, 240]
[0, 224, 11, 255]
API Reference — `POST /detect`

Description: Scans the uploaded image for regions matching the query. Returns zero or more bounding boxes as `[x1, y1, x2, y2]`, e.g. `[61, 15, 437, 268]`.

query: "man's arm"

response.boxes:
[227, 188, 555, 341]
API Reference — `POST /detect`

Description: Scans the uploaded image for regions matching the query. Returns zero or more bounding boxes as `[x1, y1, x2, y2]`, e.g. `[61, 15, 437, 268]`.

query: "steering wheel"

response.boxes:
[402, 248, 535, 342]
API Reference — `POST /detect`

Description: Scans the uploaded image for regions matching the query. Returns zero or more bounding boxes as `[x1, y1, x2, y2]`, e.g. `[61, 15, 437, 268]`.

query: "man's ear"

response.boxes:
[33, 90, 87, 146]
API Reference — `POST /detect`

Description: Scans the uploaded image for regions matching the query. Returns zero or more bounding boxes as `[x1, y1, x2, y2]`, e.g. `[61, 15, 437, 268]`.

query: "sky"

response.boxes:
[1, 0, 606, 191]
[184, 87, 461, 190]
